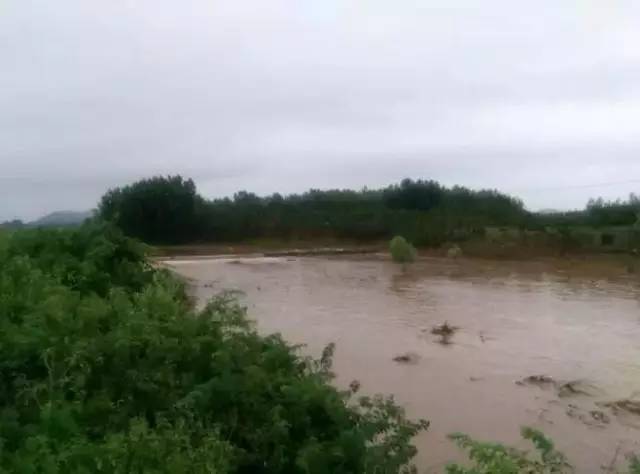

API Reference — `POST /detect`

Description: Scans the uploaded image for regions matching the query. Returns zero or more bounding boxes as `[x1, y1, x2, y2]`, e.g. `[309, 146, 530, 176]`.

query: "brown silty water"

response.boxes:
[164, 255, 640, 473]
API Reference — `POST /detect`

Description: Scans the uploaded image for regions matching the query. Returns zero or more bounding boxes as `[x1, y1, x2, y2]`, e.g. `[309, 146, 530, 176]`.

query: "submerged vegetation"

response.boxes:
[431, 322, 459, 345]
[389, 236, 417, 263]
[0, 223, 428, 473]
[446, 430, 640, 474]
[446, 428, 572, 474]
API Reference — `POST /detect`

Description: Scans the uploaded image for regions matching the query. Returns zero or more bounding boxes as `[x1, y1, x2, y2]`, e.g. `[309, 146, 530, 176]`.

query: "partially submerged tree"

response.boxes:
[390, 235, 417, 263]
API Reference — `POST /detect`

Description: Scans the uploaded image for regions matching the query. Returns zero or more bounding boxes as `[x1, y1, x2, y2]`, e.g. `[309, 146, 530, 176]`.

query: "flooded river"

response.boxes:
[165, 255, 640, 473]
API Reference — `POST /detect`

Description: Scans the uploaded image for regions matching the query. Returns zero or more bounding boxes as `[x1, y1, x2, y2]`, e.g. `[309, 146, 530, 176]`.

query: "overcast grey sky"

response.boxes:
[2, 1, 640, 220]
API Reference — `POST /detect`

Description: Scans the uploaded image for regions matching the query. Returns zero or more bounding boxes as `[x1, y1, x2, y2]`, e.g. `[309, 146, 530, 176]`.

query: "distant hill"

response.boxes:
[536, 208, 579, 215]
[0, 219, 25, 230]
[29, 210, 93, 227]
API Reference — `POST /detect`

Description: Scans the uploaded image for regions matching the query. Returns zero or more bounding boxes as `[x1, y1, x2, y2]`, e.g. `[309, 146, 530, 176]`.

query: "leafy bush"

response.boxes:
[389, 236, 417, 263]
[2, 222, 154, 297]
[0, 224, 428, 473]
[447, 428, 640, 474]
[446, 427, 571, 474]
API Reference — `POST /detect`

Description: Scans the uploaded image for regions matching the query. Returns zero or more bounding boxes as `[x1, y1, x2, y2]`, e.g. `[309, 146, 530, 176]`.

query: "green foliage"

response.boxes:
[536, 194, 640, 229]
[0, 224, 428, 473]
[94, 175, 640, 251]
[389, 236, 417, 263]
[2, 416, 233, 473]
[447, 429, 640, 474]
[98, 175, 203, 244]
[382, 179, 525, 222]
[2, 222, 153, 297]
[98, 176, 529, 246]
[446, 428, 572, 474]
[585, 195, 640, 227]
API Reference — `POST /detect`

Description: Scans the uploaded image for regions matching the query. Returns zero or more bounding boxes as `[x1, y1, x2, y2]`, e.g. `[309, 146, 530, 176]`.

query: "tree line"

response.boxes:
[97, 176, 530, 245]
[97, 175, 640, 246]
[535, 195, 640, 229]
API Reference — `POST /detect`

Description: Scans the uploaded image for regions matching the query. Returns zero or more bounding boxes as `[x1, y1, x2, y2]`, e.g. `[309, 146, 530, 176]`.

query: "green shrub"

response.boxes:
[0, 224, 428, 473]
[446, 428, 571, 474]
[446, 428, 639, 474]
[389, 236, 417, 263]
[2, 221, 154, 296]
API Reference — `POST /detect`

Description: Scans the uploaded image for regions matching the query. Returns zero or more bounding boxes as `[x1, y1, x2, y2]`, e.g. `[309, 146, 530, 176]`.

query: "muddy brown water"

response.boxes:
[164, 255, 640, 473]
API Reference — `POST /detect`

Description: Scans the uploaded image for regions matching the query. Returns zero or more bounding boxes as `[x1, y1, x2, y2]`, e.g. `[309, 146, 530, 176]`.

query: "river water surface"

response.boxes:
[165, 255, 640, 473]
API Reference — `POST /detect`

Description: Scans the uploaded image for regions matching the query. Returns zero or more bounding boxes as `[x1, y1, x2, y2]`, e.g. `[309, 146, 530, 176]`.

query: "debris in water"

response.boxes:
[392, 352, 420, 364]
[566, 404, 610, 427]
[533, 407, 554, 424]
[557, 380, 602, 398]
[598, 399, 640, 428]
[600, 399, 640, 416]
[516, 375, 556, 388]
[431, 322, 458, 336]
[477, 331, 495, 343]
[590, 410, 611, 424]
[518, 376, 603, 398]
[431, 322, 459, 344]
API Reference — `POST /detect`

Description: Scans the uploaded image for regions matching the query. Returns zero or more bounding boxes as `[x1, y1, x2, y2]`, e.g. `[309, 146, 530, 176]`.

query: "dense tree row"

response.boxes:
[584, 195, 640, 227]
[97, 176, 640, 246]
[98, 176, 204, 243]
[535, 195, 640, 229]
[98, 176, 530, 245]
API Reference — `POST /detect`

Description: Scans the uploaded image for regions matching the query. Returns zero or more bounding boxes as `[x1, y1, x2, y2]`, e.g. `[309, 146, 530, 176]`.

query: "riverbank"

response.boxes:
[154, 238, 386, 258]
[155, 239, 640, 281]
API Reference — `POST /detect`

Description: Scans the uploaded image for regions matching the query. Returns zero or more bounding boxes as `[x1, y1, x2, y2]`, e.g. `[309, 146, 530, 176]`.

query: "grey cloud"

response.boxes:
[2, 0, 640, 220]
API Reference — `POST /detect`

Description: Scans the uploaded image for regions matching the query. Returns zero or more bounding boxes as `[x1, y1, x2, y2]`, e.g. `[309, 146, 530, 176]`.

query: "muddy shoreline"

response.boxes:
[158, 246, 382, 260]
[157, 243, 639, 282]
